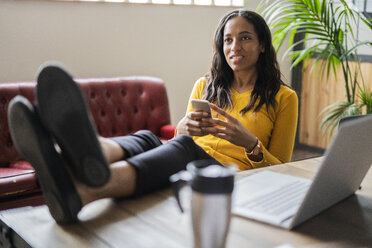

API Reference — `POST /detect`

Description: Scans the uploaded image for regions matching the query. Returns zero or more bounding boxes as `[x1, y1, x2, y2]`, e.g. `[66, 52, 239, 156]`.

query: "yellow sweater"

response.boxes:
[186, 78, 298, 171]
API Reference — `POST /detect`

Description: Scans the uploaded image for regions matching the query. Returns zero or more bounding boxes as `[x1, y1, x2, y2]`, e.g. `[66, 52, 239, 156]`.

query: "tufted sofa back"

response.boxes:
[0, 76, 171, 166]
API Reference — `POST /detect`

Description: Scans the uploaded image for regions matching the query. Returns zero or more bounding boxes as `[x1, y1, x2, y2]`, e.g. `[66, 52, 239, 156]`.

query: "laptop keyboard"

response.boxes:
[233, 171, 313, 226]
[241, 180, 310, 216]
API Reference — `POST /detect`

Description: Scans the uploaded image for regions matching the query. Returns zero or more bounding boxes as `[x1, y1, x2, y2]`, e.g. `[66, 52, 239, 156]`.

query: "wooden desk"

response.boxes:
[1, 157, 372, 248]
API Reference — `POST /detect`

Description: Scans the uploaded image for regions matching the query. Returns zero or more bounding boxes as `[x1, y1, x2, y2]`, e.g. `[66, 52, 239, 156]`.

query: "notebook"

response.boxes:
[233, 115, 372, 229]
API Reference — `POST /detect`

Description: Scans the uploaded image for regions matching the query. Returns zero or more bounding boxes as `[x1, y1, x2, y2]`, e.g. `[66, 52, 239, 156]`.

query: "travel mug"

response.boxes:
[170, 160, 235, 248]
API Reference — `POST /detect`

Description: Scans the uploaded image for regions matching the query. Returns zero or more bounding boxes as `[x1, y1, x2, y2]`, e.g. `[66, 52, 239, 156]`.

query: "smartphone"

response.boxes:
[191, 99, 211, 116]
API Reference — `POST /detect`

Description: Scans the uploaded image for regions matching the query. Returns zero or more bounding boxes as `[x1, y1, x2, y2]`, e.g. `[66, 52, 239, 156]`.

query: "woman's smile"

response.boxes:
[230, 54, 245, 63]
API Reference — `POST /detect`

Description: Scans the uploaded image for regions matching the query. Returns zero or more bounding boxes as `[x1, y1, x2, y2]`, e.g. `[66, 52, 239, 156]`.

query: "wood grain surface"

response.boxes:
[1, 157, 372, 248]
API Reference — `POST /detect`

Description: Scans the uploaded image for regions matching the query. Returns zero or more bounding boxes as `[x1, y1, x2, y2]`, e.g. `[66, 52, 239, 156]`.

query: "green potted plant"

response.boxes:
[257, 0, 372, 137]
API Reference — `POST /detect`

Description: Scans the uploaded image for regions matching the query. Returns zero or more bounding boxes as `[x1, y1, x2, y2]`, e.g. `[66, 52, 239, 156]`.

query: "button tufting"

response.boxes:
[121, 89, 126, 97]
[1, 77, 170, 168]
[133, 106, 138, 114]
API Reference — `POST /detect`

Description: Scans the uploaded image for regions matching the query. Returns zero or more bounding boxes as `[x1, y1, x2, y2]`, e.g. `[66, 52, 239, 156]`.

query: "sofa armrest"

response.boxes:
[0, 169, 39, 198]
[159, 125, 176, 140]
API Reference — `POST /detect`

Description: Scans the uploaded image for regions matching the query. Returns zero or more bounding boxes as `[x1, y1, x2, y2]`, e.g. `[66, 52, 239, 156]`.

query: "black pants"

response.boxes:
[111, 130, 221, 196]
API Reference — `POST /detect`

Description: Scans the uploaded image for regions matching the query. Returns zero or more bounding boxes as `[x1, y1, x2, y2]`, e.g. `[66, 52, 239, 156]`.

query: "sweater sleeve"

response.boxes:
[247, 90, 298, 168]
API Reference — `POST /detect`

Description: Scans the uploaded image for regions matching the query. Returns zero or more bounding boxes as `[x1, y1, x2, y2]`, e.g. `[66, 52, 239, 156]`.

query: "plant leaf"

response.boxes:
[320, 101, 360, 137]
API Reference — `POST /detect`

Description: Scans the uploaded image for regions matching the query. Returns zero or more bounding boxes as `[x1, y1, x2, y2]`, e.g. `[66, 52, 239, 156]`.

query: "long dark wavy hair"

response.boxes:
[204, 9, 284, 115]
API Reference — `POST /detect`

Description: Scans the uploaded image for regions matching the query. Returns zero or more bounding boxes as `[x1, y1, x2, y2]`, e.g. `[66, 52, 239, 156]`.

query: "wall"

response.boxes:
[0, 0, 290, 125]
[300, 59, 372, 148]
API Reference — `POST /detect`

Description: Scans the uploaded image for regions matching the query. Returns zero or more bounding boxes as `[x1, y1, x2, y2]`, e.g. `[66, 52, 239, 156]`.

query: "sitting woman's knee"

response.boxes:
[134, 130, 155, 136]
[174, 134, 195, 144]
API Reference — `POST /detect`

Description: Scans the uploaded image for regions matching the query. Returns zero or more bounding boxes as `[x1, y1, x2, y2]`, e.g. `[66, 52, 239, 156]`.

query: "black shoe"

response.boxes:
[36, 64, 110, 187]
[8, 96, 82, 224]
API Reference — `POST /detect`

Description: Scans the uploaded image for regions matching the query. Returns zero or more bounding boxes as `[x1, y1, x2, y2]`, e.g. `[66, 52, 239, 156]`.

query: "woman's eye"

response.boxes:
[242, 36, 251, 40]
[224, 38, 232, 43]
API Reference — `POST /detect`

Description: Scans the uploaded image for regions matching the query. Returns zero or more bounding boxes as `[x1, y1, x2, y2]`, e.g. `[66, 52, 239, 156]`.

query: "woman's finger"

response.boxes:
[200, 120, 215, 128]
[211, 132, 230, 140]
[210, 104, 236, 122]
[186, 116, 212, 128]
[186, 126, 205, 136]
[204, 126, 231, 136]
[210, 118, 229, 127]
[190, 119, 204, 127]
[188, 111, 209, 121]
[202, 126, 218, 134]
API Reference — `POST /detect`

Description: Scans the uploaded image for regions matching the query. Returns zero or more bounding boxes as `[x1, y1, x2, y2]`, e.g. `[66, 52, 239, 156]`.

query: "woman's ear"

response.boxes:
[260, 45, 265, 53]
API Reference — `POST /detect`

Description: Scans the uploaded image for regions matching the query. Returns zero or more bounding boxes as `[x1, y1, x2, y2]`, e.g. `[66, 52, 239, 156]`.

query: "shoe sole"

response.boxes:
[36, 65, 110, 187]
[8, 96, 82, 224]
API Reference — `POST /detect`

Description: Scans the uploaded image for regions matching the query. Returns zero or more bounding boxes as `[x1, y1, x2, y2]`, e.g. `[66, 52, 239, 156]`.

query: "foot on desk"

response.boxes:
[36, 63, 110, 187]
[8, 96, 82, 225]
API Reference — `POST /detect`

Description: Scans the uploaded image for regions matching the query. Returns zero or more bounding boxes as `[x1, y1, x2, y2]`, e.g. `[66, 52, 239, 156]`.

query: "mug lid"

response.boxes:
[187, 160, 235, 194]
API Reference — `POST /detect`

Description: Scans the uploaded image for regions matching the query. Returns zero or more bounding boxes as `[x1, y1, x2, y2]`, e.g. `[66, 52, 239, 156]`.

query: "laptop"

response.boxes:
[233, 115, 372, 229]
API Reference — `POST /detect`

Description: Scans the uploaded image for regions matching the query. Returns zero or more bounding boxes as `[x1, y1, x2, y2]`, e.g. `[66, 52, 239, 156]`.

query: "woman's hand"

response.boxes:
[204, 104, 257, 150]
[176, 111, 214, 137]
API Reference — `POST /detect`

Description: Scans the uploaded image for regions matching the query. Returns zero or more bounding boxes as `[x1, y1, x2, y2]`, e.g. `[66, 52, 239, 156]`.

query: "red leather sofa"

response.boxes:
[0, 76, 175, 210]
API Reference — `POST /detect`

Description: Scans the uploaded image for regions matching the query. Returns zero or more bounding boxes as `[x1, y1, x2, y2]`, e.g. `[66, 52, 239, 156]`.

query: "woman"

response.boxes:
[8, 9, 297, 225]
[177, 10, 297, 170]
